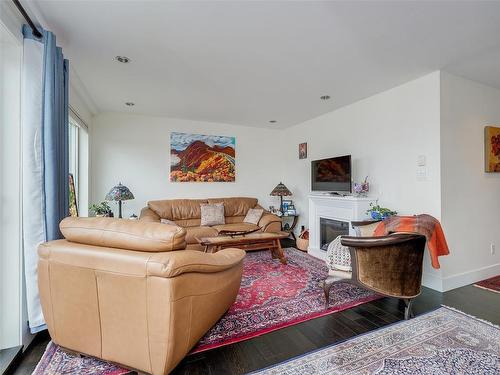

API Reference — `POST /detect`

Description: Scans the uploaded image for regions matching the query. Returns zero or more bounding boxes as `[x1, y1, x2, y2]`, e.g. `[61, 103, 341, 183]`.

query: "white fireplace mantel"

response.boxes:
[308, 193, 377, 260]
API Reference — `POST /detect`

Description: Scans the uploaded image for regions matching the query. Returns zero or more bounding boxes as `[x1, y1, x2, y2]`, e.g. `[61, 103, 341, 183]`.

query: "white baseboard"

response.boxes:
[422, 272, 444, 292]
[441, 263, 500, 292]
[307, 247, 326, 261]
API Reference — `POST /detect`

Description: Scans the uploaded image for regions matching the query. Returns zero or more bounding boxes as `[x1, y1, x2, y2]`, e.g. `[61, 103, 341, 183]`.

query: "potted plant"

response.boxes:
[89, 202, 112, 217]
[366, 202, 397, 220]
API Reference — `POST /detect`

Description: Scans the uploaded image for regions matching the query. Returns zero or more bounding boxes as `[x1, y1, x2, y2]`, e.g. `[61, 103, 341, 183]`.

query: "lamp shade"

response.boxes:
[270, 182, 292, 196]
[105, 183, 134, 201]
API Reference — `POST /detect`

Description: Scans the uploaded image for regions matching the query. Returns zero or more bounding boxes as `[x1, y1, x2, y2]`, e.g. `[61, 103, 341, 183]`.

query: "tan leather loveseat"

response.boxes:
[140, 197, 282, 250]
[38, 217, 245, 375]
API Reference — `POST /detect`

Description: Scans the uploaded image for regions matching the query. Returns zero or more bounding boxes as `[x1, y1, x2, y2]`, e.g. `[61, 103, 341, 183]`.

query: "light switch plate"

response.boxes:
[417, 155, 426, 167]
[416, 166, 427, 181]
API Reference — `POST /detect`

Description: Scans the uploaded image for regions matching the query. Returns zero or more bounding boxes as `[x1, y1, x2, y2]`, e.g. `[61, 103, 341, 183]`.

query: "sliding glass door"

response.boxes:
[0, 19, 23, 350]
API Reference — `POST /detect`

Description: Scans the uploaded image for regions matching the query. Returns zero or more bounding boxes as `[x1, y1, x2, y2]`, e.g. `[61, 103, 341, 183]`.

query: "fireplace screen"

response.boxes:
[320, 217, 349, 250]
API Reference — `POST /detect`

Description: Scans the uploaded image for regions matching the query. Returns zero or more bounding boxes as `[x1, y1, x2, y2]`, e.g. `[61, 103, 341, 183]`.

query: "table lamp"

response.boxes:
[105, 182, 134, 218]
[270, 182, 292, 214]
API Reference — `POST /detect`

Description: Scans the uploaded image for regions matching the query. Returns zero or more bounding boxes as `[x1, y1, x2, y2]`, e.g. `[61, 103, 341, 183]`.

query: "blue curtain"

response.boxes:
[22, 25, 69, 332]
[41, 29, 70, 240]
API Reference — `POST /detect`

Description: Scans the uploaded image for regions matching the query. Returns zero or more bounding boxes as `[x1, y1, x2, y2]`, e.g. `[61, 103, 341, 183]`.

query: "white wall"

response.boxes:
[283, 73, 442, 226]
[89, 72, 500, 293]
[440, 72, 500, 290]
[91, 113, 284, 218]
[281, 72, 443, 288]
[0, 1, 23, 43]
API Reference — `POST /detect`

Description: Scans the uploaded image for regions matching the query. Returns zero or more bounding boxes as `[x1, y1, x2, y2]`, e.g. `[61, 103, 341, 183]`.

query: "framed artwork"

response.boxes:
[170, 132, 236, 182]
[485, 126, 500, 172]
[69, 173, 78, 217]
[299, 142, 307, 159]
[282, 199, 293, 212]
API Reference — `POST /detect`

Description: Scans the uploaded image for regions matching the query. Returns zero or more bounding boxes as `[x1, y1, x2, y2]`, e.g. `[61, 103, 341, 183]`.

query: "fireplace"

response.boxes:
[307, 194, 377, 260]
[320, 217, 349, 250]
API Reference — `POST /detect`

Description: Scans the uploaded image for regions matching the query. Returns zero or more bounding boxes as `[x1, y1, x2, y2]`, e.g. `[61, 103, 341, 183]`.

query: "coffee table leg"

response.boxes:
[205, 245, 218, 253]
[274, 239, 287, 265]
[270, 248, 276, 259]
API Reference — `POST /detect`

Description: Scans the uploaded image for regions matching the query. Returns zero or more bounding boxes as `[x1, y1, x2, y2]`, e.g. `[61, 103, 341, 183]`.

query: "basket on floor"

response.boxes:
[296, 237, 309, 251]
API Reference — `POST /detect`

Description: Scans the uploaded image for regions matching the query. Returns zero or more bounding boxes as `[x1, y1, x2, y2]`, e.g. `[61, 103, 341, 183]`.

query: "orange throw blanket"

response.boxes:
[373, 214, 450, 269]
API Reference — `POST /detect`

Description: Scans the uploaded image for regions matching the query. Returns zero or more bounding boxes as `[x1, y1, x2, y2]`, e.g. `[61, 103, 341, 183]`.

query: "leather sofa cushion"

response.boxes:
[207, 197, 258, 217]
[225, 216, 245, 224]
[174, 218, 202, 227]
[147, 197, 259, 221]
[213, 223, 260, 233]
[185, 226, 218, 244]
[60, 217, 186, 252]
[38, 240, 245, 278]
[148, 199, 208, 220]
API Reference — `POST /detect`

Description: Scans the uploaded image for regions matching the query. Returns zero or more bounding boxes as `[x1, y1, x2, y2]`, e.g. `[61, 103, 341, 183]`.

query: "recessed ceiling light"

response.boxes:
[320, 95, 331, 100]
[115, 56, 131, 63]
[125, 102, 135, 106]
[269, 120, 277, 123]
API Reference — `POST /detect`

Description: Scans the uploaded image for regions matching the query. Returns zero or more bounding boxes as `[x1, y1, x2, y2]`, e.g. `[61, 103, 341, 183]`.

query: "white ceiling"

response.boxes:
[27, 1, 500, 128]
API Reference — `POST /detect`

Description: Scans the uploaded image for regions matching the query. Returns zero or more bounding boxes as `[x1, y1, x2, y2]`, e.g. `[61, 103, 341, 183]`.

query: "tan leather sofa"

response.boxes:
[140, 197, 282, 250]
[38, 217, 245, 375]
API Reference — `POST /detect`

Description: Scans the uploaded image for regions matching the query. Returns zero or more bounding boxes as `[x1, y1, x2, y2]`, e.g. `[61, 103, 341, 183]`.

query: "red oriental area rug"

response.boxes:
[33, 248, 380, 374]
[191, 247, 380, 353]
[474, 275, 500, 293]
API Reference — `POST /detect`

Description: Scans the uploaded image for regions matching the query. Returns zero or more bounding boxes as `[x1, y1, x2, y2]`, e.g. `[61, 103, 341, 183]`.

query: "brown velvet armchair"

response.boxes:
[322, 221, 426, 320]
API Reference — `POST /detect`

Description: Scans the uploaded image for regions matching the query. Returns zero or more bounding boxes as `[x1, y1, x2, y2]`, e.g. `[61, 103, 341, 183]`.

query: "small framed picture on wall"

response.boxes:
[485, 126, 500, 172]
[299, 142, 307, 159]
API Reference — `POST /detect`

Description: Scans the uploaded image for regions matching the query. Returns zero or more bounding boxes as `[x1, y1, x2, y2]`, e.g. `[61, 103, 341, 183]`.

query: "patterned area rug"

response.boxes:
[192, 248, 379, 353]
[32, 342, 130, 375]
[32, 248, 379, 373]
[251, 306, 500, 374]
[474, 275, 500, 293]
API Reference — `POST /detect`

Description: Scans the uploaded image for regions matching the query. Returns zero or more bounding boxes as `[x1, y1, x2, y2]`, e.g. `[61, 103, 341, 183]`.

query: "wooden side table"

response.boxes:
[281, 214, 299, 241]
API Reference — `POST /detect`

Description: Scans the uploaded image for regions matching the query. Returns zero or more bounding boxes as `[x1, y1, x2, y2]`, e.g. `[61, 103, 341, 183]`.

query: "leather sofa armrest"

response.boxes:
[147, 248, 246, 278]
[139, 207, 161, 222]
[351, 220, 382, 237]
[258, 213, 282, 232]
[351, 220, 381, 228]
[340, 233, 425, 248]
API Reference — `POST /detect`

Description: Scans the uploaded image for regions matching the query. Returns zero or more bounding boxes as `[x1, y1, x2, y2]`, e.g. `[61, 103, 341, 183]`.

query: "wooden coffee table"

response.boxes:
[196, 231, 289, 264]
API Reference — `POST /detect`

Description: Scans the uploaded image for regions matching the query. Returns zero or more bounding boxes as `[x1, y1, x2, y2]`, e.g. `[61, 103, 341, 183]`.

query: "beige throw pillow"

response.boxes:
[244, 208, 264, 224]
[160, 218, 179, 227]
[200, 203, 225, 226]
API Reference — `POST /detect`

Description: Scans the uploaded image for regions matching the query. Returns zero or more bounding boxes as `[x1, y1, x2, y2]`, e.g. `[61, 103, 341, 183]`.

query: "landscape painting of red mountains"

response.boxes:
[170, 132, 236, 182]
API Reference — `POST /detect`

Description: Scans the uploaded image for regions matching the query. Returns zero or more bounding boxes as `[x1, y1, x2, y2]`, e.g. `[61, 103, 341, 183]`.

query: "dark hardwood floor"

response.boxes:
[8, 281, 499, 375]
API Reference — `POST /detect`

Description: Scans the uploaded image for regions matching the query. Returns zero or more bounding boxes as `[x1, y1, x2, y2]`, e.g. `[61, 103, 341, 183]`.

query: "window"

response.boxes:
[68, 109, 89, 217]
[68, 117, 79, 215]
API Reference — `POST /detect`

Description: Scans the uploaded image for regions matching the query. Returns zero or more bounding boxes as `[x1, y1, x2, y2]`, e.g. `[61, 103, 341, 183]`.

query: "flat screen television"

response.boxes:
[311, 155, 352, 192]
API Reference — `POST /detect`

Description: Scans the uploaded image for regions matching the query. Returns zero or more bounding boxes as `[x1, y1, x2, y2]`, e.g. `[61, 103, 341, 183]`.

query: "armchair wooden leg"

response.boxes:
[320, 277, 335, 309]
[403, 298, 414, 320]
